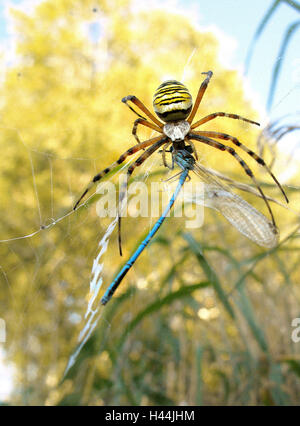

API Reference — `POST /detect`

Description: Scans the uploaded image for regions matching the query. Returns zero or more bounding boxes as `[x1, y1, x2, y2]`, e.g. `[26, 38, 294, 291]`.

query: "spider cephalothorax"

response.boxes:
[74, 71, 288, 255]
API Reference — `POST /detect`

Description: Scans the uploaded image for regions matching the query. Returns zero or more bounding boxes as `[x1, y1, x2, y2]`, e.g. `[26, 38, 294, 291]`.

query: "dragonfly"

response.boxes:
[74, 73, 286, 305]
[100, 146, 279, 305]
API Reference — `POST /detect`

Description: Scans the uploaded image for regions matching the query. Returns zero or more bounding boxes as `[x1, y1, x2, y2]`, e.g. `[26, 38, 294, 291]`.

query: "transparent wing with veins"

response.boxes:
[188, 160, 279, 248]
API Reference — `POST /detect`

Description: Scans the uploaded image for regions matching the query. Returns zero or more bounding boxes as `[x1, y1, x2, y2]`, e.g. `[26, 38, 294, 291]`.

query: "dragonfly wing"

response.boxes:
[204, 185, 279, 248]
[196, 164, 286, 208]
[192, 162, 279, 248]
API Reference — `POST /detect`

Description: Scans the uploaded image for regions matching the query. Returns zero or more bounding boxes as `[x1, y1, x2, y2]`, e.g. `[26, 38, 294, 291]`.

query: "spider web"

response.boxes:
[0, 42, 299, 404]
[0, 120, 183, 383]
[0, 44, 206, 382]
[64, 147, 164, 375]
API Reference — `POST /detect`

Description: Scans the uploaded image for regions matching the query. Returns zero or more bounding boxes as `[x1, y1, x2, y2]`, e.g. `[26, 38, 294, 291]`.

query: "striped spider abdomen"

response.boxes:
[153, 80, 193, 122]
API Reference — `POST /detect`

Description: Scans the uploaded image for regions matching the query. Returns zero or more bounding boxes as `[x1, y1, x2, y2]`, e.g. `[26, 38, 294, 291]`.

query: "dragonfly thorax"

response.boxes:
[163, 120, 190, 142]
[173, 149, 195, 171]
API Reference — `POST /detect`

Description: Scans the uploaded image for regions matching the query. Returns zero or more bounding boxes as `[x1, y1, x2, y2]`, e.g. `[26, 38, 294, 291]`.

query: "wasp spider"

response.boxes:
[74, 72, 288, 254]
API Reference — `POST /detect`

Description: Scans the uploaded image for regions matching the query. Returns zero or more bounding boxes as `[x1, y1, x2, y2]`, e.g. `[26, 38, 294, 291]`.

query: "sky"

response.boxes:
[0, 0, 299, 403]
[179, 0, 300, 120]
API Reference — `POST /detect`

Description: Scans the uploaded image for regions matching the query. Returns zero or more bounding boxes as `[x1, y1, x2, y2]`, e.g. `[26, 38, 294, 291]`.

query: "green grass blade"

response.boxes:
[245, 0, 281, 71]
[196, 345, 203, 405]
[182, 233, 235, 319]
[283, 0, 300, 12]
[269, 363, 291, 405]
[267, 20, 300, 110]
[116, 281, 211, 353]
[235, 286, 269, 353]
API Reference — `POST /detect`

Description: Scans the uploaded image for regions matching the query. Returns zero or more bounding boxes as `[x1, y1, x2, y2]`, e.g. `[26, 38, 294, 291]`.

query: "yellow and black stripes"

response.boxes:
[153, 80, 193, 122]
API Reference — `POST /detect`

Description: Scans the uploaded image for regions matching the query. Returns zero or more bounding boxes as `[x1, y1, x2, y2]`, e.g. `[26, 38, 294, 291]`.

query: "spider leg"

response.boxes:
[186, 139, 198, 160]
[163, 170, 182, 182]
[191, 112, 260, 130]
[188, 133, 277, 227]
[194, 130, 288, 203]
[187, 71, 213, 124]
[117, 138, 168, 255]
[132, 118, 162, 144]
[73, 135, 165, 210]
[161, 141, 172, 168]
[122, 95, 163, 127]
